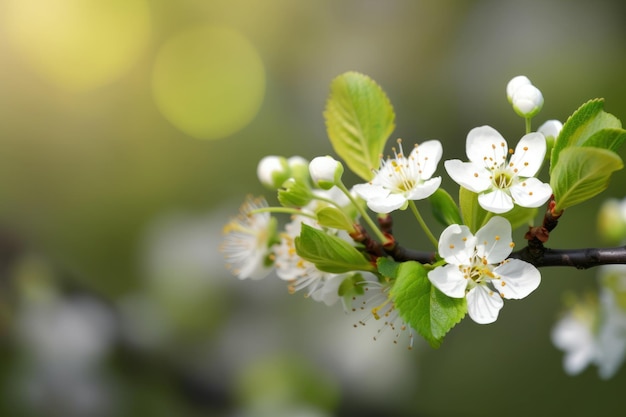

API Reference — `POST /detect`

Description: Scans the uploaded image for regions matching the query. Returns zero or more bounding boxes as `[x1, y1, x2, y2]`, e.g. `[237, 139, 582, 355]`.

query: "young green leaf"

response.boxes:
[429, 188, 463, 227]
[377, 257, 400, 279]
[324, 72, 395, 181]
[459, 186, 491, 233]
[390, 261, 467, 348]
[295, 224, 374, 273]
[581, 128, 626, 153]
[551, 99, 622, 173]
[315, 206, 355, 232]
[551, 147, 623, 212]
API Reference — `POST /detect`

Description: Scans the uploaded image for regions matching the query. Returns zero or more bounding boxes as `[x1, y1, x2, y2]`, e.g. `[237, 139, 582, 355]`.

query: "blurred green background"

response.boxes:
[0, 0, 626, 416]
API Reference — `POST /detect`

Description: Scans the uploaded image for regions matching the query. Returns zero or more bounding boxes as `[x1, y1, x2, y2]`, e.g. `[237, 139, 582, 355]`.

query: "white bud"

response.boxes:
[257, 155, 289, 189]
[506, 75, 531, 103]
[511, 84, 543, 118]
[287, 156, 310, 182]
[537, 120, 563, 142]
[309, 156, 343, 189]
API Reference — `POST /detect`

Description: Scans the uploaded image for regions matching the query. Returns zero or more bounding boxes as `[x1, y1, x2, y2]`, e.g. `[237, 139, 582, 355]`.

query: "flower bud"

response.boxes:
[309, 155, 344, 190]
[511, 83, 544, 118]
[538, 119, 563, 159]
[506, 75, 531, 104]
[287, 156, 310, 183]
[277, 178, 313, 207]
[598, 198, 626, 244]
[537, 120, 563, 141]
[257, 156, 290, 189]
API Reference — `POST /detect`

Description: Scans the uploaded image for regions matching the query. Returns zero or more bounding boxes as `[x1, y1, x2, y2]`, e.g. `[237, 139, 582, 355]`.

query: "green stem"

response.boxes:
[525, 117, 532, 135]
[249, 207, 316, 219]
[336, 181, 388, 243]
[408, 200, 438, 249]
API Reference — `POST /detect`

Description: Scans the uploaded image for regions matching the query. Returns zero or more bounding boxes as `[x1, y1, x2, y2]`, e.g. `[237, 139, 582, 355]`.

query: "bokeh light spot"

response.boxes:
[152, 25, 266, 140]
[2, 0, 151, 92]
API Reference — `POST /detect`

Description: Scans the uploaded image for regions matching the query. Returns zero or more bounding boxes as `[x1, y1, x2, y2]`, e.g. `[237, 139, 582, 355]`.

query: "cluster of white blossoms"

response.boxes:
[222, 75, 560, 346]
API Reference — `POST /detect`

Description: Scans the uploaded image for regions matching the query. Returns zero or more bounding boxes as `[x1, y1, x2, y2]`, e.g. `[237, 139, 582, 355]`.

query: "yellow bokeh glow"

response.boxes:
[1, 0, 151, 92]
[151, 25, 266, 140]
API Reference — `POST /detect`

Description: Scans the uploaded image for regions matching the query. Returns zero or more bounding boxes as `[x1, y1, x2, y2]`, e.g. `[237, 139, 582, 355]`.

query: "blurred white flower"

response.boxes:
[257, 155, 290, 189]
[222, 196, 276, 280]
[552, 266, 626, 379]
[353, 276, 416, 349]
[274, 214, 345, 306]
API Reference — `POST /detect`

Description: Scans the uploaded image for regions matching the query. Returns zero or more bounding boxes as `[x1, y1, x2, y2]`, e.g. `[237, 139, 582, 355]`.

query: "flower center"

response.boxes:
[492, 168, 513, 189]
[462, 257, 495, 285]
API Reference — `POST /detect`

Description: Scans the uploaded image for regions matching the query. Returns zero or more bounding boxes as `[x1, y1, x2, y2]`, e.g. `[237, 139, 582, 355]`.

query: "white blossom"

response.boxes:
[428, 216, 541, 324]
[221, 196, 275, 280]
[352, 139, 442, 213]
[274, 215, 347, 306]
[353, 277, 416, 349]
[444, 125, 552, 213]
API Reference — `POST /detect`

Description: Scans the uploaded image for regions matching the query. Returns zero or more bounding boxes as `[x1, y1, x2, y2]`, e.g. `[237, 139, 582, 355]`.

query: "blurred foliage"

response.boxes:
[0, 0, 625, 416]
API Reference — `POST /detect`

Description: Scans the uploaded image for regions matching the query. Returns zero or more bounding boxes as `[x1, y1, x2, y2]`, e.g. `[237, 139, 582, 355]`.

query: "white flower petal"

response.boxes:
[428, 264, 468, 298]
[366, 193, 407, 213]
[310, 274, 344, 306]
[506, 75, 531, 103]
[437, 224, 476, 265]
[411, 139, 443, 179]
[466, 285, 503, 324]
[493, 259, 541, 299]
[475, 216, 513, 263]
[406, 177, 441, 200]
[478, 189, 514, 214]
[509, 177, 552, 208]
[509, 132, 546, 177]
[444, 160, 491, 193]
[352, 183, 387, 200]
[551, 314, 596, 375]
[466, 126, 508, 167]
[537, 120, 563, 141]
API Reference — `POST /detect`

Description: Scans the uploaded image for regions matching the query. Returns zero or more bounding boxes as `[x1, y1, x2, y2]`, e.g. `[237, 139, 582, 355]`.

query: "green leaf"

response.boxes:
[429, 188, 462, 227]
[459, 186, 491, 233]
[551, 147, 623, 212]
[391, 261, 466, 348]
[551, 99, 622, 173]
[581, 128, 626, 153]
[499, 205, 538, 231]
[295, 224, 374, 273]
[324, 72, 395, 181]
[377, 257, 400, 279]
[315, 206, 355, 232]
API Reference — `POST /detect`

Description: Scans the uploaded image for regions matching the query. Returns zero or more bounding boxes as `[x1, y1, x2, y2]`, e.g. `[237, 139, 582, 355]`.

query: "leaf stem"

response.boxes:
[249, 207, 316, 219]
[336, 181, 388, 243]
[408, 200, 438, 249]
